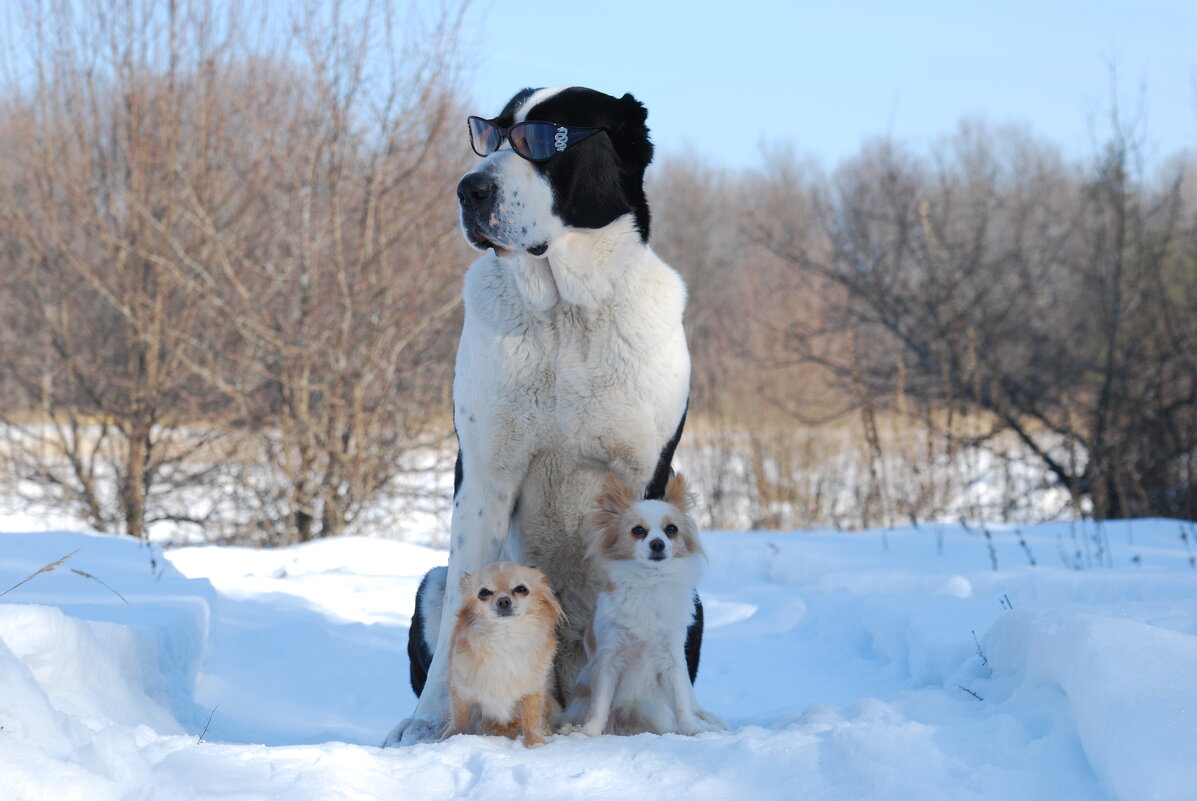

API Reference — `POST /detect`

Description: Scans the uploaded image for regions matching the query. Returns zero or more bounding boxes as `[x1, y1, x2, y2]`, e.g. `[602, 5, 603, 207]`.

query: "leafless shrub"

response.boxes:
[746, 119, 1197, 524]
[0, 0, 469, 542]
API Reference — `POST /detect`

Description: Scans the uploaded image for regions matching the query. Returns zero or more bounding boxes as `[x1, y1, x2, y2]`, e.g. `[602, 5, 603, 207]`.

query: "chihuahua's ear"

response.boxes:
[458, 571, 473, 594]
[530, 568, 565, 624]
[664, 472, 695, 512]
[598, 473, 637, 516]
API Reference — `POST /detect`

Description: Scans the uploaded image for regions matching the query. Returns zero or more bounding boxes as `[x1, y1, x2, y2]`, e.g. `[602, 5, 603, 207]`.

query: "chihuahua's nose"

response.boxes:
[649, 538, 666, 554]
[496, 595, 513, 615]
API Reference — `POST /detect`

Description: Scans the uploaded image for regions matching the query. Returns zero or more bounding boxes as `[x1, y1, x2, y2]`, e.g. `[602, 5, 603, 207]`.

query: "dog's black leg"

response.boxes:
[644, 401, 688, 501]
[407, 567, 447, 697]
[685, 592, 703, 684]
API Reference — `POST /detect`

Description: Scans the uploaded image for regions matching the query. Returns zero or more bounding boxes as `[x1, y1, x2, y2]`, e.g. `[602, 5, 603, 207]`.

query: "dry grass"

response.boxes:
[676, 410, 1063, 531]
[1, 408, 1067, 542]
[0, 550, 78, 598]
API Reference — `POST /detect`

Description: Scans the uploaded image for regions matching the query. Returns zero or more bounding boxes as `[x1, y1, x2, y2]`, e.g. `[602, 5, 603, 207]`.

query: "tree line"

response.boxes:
[651, 119, 1197, 527]
[1, 0, 1194, 542]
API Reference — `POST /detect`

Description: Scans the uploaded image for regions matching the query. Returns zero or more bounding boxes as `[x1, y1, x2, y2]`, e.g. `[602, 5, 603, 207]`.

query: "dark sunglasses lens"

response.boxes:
[510, 122, 564, 161]
[468, 117, 502, 156]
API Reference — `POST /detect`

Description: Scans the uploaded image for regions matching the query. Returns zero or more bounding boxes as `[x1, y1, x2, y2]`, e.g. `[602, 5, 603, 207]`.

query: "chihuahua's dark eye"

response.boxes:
[513, 584, 529, 595]
[477, 588, 493, 600]
[664, 523, 679, 536]
[631, 525, 648, 538]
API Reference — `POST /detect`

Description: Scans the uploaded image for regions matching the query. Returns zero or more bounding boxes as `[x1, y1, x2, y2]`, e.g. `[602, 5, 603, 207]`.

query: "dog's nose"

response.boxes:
[649, 538, 665, 553]
[496, 595, 512, 612]
[457, 173, 495, 209]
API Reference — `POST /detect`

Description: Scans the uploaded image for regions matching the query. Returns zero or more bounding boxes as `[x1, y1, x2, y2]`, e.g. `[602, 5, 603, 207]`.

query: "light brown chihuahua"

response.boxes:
[442, 561, 563, 746]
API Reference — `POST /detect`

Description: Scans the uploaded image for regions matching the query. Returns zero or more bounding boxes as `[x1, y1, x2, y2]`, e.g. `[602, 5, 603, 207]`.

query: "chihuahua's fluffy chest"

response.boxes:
[592, 555, 703, 704]
[444, 561, 562, 746]
[450, 605, 556, 723]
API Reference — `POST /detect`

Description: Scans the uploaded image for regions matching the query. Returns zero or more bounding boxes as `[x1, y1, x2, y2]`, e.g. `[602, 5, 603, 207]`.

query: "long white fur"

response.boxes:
[581, 552, 706, 735]
[565, 500, 721, 736]
[386, 88, 690, 745]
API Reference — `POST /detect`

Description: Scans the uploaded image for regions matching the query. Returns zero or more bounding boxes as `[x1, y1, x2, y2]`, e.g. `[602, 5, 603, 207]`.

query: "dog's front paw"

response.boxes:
[696, 707, 727, 731]
[523, 730, 548, 747]
[686, 718, 723, 735]
[677, 708, 725, 736]
[560, 720, 604, 737]
[382, 717, 443, 747]
[580, 719, 605, 737]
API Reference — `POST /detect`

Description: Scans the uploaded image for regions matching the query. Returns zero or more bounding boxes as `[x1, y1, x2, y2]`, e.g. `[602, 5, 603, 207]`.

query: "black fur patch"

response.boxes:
[644, 401, 688, 501]
[646, 403, 699, 683]
[685, 593, 704, 683]
[407, 570, 437, 697]
[495, 87, 655, 241]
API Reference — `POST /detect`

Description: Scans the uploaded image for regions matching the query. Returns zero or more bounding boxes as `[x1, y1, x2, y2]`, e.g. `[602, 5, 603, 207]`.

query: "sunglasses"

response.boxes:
[467, 116, 606, 162]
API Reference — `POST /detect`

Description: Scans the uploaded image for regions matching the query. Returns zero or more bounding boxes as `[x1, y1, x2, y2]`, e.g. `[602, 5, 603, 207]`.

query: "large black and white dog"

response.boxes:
[385, 87, 697, 745]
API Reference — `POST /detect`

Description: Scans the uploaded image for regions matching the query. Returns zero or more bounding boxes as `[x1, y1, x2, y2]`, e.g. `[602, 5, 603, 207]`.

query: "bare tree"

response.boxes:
[155, 1, 470, 543]
[752, 120, 1197, 521]
[0, 0, 470, 542]
[0, 0, 241, 537]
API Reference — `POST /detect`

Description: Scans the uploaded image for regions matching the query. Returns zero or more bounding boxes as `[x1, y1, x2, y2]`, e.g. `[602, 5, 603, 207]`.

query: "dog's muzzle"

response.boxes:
[455, 168, 549, 256]
[457, 172, 495, 213]
[457, 172, 496, 249]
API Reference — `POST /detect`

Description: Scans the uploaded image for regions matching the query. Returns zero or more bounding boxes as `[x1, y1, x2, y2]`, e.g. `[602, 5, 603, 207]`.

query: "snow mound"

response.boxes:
[2, 520, 1196, 799]
[988, 611, 1197, 801]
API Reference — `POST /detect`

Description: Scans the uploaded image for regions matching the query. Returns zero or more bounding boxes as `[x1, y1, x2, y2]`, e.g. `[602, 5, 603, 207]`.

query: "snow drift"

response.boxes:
[2, 519, 1196, 800]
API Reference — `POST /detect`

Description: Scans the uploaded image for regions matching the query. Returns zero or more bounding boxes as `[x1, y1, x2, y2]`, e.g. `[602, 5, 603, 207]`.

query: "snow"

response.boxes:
[2, 519, 1196, 800]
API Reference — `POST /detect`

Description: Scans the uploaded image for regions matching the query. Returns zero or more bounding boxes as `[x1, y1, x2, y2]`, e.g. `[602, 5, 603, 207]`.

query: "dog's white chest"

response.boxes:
[456, 231, 689, 460]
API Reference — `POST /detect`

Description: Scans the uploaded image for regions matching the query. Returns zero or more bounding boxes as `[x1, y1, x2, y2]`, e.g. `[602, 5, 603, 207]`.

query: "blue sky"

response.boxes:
[460, 0, 1197, 170]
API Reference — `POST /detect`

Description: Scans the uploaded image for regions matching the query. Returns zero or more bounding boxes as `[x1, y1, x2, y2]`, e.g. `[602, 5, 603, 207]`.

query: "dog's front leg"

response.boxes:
[519, 692, 548, 747]
[439, 690, 472, 740]
[579, 656, 616, 737]
[667, 657, 706, 735]
[385, 447, 526, 746]
[666, 657, 723, 735]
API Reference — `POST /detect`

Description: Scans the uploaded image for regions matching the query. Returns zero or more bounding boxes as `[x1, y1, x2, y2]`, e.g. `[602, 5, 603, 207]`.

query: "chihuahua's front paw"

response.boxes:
[559, 720, 604, 737]
[523, 730, 548, 747]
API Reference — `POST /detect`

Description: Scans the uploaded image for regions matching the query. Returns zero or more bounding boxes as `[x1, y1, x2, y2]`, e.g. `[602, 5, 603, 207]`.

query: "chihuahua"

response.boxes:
[442, 561, 563, 746]
[564, 473, 723, 736]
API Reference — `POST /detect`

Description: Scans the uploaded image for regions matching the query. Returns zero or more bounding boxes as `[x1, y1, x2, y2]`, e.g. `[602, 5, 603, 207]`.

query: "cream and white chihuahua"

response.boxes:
[564, 473, 724, 736]
[442, 561, 563, 746]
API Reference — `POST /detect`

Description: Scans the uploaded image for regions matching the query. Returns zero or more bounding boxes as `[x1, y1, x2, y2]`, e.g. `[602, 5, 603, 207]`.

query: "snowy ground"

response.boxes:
[1, 518, 1196, 800]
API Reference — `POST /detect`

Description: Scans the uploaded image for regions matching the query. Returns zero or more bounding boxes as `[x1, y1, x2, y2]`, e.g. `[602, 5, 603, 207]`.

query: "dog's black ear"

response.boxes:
[618, 93, 648, 125]
[613, 93, 654, 171]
